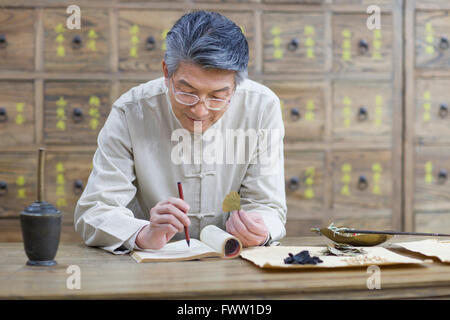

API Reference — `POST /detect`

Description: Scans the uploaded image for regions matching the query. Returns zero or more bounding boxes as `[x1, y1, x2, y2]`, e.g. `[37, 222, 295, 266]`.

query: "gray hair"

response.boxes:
[164, 10, 249, 86]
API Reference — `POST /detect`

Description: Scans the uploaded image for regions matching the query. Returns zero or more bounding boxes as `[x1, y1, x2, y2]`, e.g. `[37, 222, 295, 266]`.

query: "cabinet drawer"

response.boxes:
[333, 81, 392, 143]
[0, 81, 34, 147]
[0, 9, 35, 71]
[415, 79, 450, 144]
[415, 10, 450, 69]
[44, 81, 110, 145]
[263, 12, 326, 74]
[414, 146, 450, 213]
[332, 151, 392, 212]
[284, 150, 325, 218]
[265, 81, 325, 142]
[119, 81, 145, 97]
[45, 152, 94, 224]
[0, 152, 36, 218]
[286, 217, 326, 237]
[330, 214, 393, 231]
[0, 219, 82, 243]
[43, 9, 110, 72]
[415, 212, 450, 234]
[333, 13, 393, 73]
[118, 10, 184, 72]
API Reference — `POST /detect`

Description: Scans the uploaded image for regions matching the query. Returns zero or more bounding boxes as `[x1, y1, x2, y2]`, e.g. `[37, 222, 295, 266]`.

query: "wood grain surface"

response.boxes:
[1, 236, 449, 299]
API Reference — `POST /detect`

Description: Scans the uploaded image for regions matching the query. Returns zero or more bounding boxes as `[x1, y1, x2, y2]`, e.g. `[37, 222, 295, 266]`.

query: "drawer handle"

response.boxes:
[288, 176, 300, 191]
[358, 39, 369, 54]
[290, 108, 301, 121]
[0, 181, 8, 196]
[287, 38, 299, 52]
[0, 34, 7, 49]
[438, 169, 447, 184]
[357, 175, 368, 190]
[439, 103, 448, 118]
[146, 36, 156, 51]
[71, 35, 82, 49]
[72, 108, 84, 123]
[357, 106, 368, 121]
[73, 179, 84, 195]
[439, 36, 449, 50]
[0, 107, 7, 122]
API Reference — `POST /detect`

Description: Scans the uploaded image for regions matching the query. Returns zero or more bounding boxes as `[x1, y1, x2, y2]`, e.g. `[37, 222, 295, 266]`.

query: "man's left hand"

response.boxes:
[225, 209, 269, 247]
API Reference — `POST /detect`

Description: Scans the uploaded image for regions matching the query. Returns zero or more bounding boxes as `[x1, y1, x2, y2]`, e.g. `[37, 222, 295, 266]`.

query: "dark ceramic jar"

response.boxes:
[20, 201, 61, 266]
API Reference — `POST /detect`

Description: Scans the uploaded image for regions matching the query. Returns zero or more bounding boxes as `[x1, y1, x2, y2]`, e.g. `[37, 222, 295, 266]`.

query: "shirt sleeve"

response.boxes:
[74, 103, 150, 254]
[239, 97, 287, 245]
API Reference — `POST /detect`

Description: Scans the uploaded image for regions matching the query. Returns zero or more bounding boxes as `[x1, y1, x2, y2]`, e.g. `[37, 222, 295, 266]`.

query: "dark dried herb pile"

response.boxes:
[284, 250, 323, 265]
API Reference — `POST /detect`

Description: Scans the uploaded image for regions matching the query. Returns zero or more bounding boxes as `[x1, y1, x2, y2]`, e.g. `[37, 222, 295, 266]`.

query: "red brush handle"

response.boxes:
[177, 182, 190, 245]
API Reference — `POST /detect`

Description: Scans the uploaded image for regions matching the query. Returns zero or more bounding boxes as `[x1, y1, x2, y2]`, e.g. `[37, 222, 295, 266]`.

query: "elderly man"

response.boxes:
[74, 10, 286, 254]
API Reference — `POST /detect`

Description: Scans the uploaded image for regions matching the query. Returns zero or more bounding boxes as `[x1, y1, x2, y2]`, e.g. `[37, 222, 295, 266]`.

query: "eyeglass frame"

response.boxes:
[169, 77, 234, 111]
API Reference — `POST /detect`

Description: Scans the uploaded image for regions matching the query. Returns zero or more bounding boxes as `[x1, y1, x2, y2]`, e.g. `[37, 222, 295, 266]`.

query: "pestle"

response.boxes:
[20, 148, 62, 266]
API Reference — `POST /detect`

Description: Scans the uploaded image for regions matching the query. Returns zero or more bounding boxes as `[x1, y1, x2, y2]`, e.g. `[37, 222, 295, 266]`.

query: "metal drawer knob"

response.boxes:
[73, 179, 84, 195]
[439, 103, 448, 118]
[146, 36, 156, 51]
[439, 36, 449, 50]
[357, 175, 368, 190]
[0, 107, 7, 122]
[438, 169, 448, 184]
[0, 181, 8, 196]
[0, 34, 7, 49]
[358, 39, 369, 54]
[290, 108, 301, 121]
[71, 35, 82, 49]
[358, 106, 368, 121]
[288, 176, 300, 191]
[72, 108, 84, 123]
[287, 38, 299, 52]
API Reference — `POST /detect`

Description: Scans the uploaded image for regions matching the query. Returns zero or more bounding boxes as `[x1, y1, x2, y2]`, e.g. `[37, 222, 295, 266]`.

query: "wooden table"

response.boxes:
[1, 236, 450, 300]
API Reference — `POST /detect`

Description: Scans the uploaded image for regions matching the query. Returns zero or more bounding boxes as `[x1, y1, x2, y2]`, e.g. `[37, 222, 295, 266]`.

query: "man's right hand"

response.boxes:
[135, 197, 190, 250]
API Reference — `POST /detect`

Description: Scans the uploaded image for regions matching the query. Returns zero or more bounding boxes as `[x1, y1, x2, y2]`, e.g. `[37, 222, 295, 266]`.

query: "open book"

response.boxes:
[131, 225, 242, 262]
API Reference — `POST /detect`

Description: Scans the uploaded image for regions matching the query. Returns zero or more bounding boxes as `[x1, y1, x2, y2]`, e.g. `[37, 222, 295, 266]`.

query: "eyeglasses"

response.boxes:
[170, 78, 233, 111]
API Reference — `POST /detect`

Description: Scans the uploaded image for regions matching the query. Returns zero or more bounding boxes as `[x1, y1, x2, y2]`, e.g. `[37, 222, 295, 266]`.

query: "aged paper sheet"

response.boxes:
[394, 239, 450, 263]
[240, 246, 428, 269]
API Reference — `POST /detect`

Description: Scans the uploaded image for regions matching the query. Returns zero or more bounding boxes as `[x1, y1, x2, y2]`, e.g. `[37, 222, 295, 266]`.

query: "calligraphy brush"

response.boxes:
[177, 182, 190, 247]
[340, 229, 450, 237]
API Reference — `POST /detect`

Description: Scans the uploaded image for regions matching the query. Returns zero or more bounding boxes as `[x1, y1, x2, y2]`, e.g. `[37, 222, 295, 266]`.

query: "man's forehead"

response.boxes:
[176, 78, 231, 93]
[174, 63, 235, 91]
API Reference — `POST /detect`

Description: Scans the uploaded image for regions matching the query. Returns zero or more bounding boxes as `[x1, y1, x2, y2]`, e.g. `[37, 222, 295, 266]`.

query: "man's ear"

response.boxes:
[162, 60, 169, 87]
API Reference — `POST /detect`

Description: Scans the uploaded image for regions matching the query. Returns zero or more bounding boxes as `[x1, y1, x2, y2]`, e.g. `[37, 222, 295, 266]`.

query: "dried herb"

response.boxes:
[222, 191, 241, 212]
[328, 223, 355, 238]
[284, 250, 323, 265]
[322, 243, 366, 257]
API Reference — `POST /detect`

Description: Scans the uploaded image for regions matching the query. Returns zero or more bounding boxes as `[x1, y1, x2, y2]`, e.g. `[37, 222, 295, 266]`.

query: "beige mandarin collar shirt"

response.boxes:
[74, 77, 287, 254]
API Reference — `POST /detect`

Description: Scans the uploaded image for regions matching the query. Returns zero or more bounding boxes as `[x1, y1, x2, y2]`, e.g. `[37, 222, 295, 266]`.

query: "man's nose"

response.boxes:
[190, 99, 209, 118]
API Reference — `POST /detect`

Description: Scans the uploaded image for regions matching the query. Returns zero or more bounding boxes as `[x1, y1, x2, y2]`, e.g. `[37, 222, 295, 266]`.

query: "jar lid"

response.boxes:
[22, 201, 61, 215]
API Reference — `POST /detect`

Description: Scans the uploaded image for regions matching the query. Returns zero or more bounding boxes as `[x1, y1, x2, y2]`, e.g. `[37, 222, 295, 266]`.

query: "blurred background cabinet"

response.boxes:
[0, 0, 434, 243]
[405, 0, 450, 234]
[43, 8, 110, 72]
[0, 9, 35, 71]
